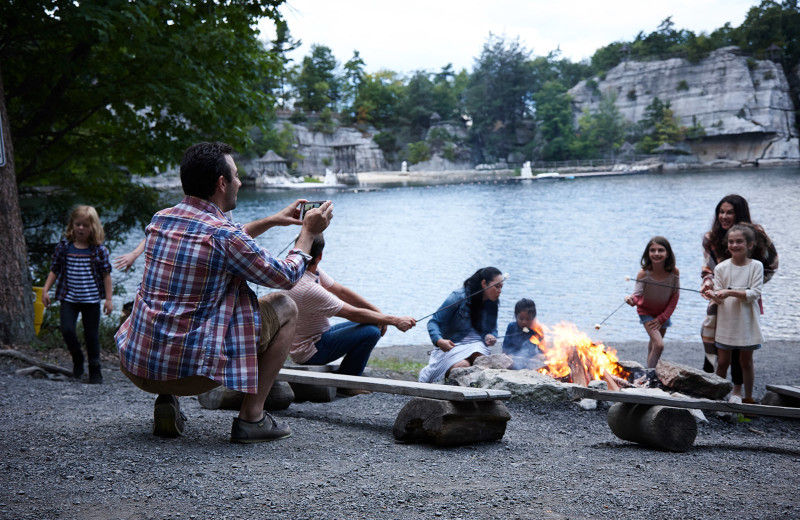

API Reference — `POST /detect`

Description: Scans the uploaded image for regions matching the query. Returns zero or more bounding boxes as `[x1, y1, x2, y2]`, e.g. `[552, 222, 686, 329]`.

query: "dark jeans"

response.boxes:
[303, 322, 381, 376]
[60, 301, 101, 366]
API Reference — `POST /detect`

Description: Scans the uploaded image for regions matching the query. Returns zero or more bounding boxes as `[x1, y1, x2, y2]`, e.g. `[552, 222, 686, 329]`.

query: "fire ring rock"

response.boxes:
[655, 359, 733, 400]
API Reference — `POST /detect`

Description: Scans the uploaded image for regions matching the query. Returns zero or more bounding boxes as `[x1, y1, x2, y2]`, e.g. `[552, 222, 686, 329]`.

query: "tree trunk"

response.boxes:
[0, 66, 34, 346]
[607, 402, 697, 452]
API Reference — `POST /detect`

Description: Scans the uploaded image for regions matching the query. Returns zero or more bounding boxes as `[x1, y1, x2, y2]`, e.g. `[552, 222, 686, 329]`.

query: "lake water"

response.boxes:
[113, 166, 800, 348]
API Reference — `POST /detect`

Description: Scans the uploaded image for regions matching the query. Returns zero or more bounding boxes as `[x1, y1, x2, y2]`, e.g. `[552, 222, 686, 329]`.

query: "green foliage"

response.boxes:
[686, 115, 707, 139]
[311, 107, 337, 134]
[570, 92, 628, 159]
[590, 42, 624, 74]
[634, 97, 685, 153]
[1, 0, 286, 275]
[373, 132, 397, 155]
[351, 71, 404, 127]
[406, 141, 431, 164]
[677, 80, 689, 91]
[465, 34, 535, 163]
[295, 44, 340, 112]
[627, 89, 637, 101]
[764, 69, 775, 80]
[442, 143, 456, 162]
[533, 80, 575, 161]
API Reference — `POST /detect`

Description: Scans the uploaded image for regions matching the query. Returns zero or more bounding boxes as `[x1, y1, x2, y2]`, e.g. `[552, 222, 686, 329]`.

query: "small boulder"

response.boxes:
[473, 353, 514, 370]
[655, 359, 732, 399]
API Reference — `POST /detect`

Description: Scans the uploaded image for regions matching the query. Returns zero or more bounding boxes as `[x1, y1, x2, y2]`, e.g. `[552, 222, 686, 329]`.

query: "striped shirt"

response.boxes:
[64, 244, 102, 303]
[285, 268, 344, 363]
[49, 239, 112, 302]
[115, 196, 310, 393]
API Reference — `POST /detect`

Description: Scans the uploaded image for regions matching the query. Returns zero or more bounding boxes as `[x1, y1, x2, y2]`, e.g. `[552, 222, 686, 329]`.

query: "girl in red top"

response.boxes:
[625, 236, 680, 368]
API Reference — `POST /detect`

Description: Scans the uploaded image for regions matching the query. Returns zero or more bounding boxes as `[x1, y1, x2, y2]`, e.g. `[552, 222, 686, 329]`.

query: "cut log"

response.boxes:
[393, 397, 511, 446]
[289, 382, 336, 402]
[607, 402, 697, 452]
[765, 384, 800, 400]
[567, 346, 589, 386]
[197, 381, 294, 411]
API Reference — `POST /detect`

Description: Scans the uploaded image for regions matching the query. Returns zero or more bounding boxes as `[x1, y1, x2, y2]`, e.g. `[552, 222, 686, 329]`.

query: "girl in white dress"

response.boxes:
[703, 224, 764, 404]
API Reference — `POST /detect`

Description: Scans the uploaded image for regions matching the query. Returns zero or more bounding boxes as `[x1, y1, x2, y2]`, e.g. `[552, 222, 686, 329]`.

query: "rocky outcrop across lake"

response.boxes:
[569, 46, 800, 166]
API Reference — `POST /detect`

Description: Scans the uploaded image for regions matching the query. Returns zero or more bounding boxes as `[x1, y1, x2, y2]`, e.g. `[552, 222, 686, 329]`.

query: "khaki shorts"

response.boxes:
[122, 297, 281, 396]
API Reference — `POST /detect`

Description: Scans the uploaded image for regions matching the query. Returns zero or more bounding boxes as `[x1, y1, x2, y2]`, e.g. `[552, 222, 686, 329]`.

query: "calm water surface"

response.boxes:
[114, 167, 800, 348]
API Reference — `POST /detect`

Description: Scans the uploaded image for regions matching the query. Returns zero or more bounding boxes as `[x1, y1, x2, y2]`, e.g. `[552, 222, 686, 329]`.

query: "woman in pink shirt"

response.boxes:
[625, 236, 680, 368]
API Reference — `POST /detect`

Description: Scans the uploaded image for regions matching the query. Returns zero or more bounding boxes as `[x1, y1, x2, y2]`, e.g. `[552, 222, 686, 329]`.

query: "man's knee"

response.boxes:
[261, 292, 297, 325]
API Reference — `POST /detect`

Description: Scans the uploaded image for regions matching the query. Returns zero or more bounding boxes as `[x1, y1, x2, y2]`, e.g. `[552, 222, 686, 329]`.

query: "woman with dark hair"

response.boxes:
[700, 195, 778, 403]
[418, 267, 504, 383]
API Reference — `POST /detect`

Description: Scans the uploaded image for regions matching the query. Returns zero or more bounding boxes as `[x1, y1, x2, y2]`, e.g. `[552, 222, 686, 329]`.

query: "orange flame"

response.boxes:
[535, 321, 625, 383]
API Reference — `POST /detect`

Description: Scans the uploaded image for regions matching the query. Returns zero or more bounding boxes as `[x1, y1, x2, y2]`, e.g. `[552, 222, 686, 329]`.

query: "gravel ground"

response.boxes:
[1, 339, 798, 520]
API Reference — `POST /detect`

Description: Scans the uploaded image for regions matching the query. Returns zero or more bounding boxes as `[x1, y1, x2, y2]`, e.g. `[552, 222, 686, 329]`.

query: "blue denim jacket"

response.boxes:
[427, 287, 498, 346]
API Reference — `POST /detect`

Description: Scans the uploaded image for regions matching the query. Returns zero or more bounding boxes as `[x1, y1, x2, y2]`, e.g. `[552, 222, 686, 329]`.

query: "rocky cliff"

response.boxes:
[569, 46, 800, 166]
[289, 124, 386, 176]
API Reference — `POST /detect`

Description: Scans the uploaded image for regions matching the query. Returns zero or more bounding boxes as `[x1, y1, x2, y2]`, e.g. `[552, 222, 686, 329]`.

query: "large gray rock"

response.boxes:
[569, 47, 800, 164]
[447, 366, 580, 402]
[655, 359, 732, 400]
[289, 124, 386, 175]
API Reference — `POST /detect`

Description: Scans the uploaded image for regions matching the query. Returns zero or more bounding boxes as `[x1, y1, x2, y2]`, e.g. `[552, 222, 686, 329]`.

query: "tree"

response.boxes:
[533, 80, 575, 161]
[0, 0, 287, 341]
[0, 68, 34, 344]
[341, 50, 366, 117]
[571, 92, 627, 159]
[295, 44, 340, 112]
[465, 34, 534, 163]
[351, 71, 404, 127]
[399, 71, 436, 142]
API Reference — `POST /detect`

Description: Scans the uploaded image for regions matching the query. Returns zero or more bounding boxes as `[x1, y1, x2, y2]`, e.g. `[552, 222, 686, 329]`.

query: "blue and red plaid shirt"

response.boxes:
[116, 196, 309, 393]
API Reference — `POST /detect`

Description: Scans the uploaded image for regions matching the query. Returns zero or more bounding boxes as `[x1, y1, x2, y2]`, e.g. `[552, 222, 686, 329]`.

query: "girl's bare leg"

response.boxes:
[715, 349, 731, 380]
[644, 325, 666, 369]
[739, 350, 755, 401]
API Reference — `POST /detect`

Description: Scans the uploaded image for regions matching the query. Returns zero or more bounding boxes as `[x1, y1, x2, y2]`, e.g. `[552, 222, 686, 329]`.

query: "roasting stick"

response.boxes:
[624, 275, 703, 293]
[276, 234, 300, 257]
[593, 300, 627, 330]
[416, 273, 509, 322]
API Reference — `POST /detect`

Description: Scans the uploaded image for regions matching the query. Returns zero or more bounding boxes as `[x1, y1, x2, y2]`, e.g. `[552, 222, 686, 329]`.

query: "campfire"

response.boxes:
[534, 321, 629, 391]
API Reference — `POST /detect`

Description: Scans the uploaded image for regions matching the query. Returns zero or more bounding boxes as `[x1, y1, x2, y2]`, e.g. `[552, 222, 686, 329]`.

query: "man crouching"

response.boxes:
[115, 142, 331, 443]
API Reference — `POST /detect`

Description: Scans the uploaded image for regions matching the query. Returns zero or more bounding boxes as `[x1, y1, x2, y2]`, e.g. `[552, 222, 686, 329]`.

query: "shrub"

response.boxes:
[676, 80, 689, 91]
[406, 141, 431, 165]
[764, 70, 775, 80]
[627, 89, 637, 101]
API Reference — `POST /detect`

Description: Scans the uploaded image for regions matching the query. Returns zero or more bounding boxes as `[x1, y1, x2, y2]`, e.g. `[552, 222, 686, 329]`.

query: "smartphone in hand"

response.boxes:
[300, 201, 327, 220]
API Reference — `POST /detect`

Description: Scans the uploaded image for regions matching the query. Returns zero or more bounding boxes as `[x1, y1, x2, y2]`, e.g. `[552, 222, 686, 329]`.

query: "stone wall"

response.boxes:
[569, 46, 800, 165]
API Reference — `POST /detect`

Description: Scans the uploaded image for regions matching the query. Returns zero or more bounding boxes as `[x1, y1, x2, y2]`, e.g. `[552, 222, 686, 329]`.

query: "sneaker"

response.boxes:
[153, 394, 186, 438]
[230, 413, 291, 443]
[728, 395, 743, 404]
[88, 364, 103, 384]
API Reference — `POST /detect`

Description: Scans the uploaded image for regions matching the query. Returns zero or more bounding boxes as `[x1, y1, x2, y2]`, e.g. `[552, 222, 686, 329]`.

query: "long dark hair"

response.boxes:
[463, 266, 502, 331]
[640, 236, 676, 272]
[708, 194, 751, 260]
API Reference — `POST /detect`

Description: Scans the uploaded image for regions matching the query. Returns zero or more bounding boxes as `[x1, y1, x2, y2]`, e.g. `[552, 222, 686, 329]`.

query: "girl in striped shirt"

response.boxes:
[43, 206, 113, 383]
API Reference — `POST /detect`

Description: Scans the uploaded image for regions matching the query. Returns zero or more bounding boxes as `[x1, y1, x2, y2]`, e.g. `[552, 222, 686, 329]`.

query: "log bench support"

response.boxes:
[607, 403, 697, 452]
[393, 397, 511, 446]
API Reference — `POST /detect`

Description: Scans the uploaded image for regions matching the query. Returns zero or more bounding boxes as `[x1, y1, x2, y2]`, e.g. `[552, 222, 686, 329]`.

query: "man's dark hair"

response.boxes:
[310, 234, 325, 261]
[180, 142, 234, 199]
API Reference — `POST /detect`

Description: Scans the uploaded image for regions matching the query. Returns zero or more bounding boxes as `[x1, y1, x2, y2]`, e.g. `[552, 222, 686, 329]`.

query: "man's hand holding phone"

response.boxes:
[300, 200, 332, 235]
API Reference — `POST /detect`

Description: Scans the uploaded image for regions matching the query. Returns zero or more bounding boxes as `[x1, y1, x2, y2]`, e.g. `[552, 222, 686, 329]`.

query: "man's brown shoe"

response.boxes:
[231, 413, 291, 443]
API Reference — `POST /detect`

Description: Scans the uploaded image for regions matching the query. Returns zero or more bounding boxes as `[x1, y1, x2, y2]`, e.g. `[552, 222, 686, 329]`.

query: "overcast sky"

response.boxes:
[259, 0, 759, 75]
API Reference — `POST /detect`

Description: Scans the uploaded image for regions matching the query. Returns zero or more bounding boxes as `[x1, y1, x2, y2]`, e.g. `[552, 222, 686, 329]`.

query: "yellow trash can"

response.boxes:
[32, 286, 45, 336]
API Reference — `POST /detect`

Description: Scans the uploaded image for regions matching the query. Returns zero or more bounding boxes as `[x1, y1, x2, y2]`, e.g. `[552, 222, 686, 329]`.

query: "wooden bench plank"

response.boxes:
[765, 384, 800, 400]
[574, 387, 800, 419]
[277, 368, 511, 401]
